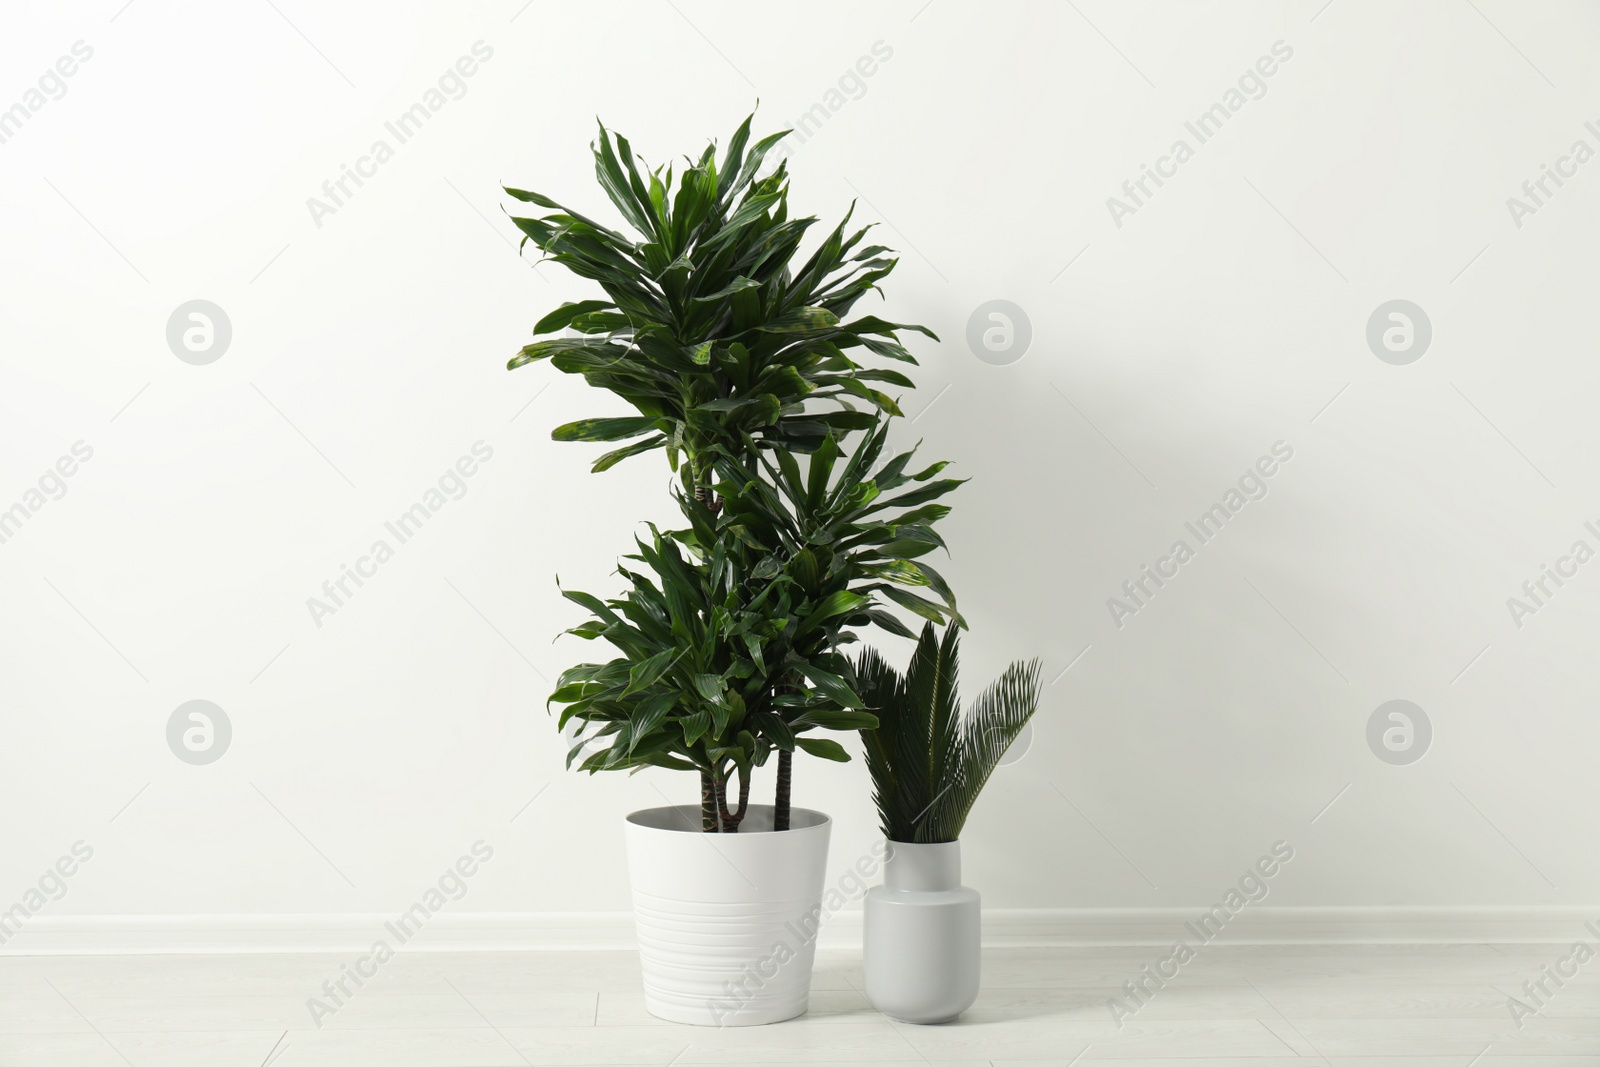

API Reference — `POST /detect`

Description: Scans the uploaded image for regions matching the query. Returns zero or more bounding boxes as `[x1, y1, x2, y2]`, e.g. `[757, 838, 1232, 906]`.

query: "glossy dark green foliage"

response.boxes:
[505, 113, 932, 491]
[508, 115, 961, 824]
[856, 624, 1042, 843]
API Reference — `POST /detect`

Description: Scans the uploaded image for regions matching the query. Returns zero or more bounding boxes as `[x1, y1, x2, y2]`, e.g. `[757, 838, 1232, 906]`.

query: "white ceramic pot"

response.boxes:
[863, 839, 981, 1023]
[624, 803, 832, 1026]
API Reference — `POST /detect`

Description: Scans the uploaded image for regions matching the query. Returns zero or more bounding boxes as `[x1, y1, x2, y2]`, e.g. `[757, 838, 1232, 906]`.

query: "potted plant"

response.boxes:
[855, 623, 1042, 1023]
[503, 115, 962, 1025]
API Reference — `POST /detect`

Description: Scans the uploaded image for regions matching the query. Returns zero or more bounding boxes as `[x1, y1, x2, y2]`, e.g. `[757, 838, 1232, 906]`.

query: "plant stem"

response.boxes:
[711, 769, 728, 832]
[700, 768, 719, 833]
[715, 764, 749, 833]
[692, 481, 722, 517]
[774, 750, 792, 831]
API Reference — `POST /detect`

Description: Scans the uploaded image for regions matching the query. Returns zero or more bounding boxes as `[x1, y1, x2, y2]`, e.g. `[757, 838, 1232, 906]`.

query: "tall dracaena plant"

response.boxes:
[511, 115, 960, 830]
[505, 113, 928, 490]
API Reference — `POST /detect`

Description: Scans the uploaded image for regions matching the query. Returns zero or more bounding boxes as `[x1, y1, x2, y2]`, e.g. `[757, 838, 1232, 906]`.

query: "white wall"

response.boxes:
[3, 0, 1598, 940]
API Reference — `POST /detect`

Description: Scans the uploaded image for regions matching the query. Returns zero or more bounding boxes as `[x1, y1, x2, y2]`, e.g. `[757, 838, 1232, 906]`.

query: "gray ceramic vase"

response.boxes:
[863, 840, 981, 1023]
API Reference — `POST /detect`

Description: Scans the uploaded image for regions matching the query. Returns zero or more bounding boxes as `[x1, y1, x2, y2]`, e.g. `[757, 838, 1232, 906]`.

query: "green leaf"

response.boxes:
[627, 690, 678, 752]
[717, 112, 755, 198]
[752, 710, 796, 750]
[873, 536, 940, 560]
[794, 736, 850, 762]
[862, 560, 928, 586]
[859, 607, 915, 638]
[691, 673, 725, 704]
[796, 590, 868, 636]
[759, 306, 839, 334]
[509, 336, 624, 371]
[681, 708, 712, 745]
[864, 478, 965, 514]
[821, 411, 877, 432]
[552, 417, 660, 443]
[533, 300, 617, 336]
[853, 368, 916, 388]
[790, 548, 821, 595]
[797, 663, 864, 708]
[834, 375, 904, 417]
[560, 588, 620, 626]
[843, 314, 938, 341]
[593, 122, 658, 238]
[592, 435, 666, 472]
[547, 680, 605, 705]
[793, 709, 879, 731]
[623, 648, 679, 696]
[740, 632, 766, 674]
[806, 434, 838, 510]
[691, 276, 761, 304]
[879, 585, 950, 623]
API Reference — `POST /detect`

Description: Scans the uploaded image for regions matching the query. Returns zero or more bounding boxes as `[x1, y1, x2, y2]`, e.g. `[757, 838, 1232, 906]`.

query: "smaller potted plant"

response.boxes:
[855, 623, 1041, 1024]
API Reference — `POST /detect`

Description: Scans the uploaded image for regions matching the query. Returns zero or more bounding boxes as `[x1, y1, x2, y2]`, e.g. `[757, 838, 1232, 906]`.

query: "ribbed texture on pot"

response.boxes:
[624, 805, 832, 1026]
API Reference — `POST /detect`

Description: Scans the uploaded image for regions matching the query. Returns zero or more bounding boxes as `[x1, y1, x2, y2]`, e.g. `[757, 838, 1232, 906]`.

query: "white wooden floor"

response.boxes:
[2, 944, 1596, 1065]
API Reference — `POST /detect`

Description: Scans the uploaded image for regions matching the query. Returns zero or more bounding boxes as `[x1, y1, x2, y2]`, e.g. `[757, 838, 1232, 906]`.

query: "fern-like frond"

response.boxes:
[938, 657, 1041, 838]
[856, 642, 912, 840]
[855, 626, 1042, 843]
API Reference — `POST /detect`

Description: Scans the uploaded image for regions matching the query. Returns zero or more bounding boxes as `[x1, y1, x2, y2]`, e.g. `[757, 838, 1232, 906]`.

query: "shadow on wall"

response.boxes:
[899, 323, 1567, 905]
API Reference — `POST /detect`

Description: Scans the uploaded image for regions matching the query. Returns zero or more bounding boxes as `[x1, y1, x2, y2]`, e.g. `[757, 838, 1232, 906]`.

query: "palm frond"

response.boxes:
[856, 624, 1041, 842]
[855, 644, 911, 839]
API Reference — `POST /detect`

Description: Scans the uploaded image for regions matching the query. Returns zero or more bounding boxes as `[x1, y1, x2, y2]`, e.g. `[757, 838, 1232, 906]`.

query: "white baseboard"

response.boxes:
[981, 907, 1600, 947]
[3, 907, 1595, 955]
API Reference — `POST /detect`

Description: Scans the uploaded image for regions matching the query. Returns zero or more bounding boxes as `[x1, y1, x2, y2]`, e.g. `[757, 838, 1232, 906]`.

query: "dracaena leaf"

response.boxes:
[552, 416, 662, 443]
[794, 736, 850, 762]
[533, 300, 617, 336]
